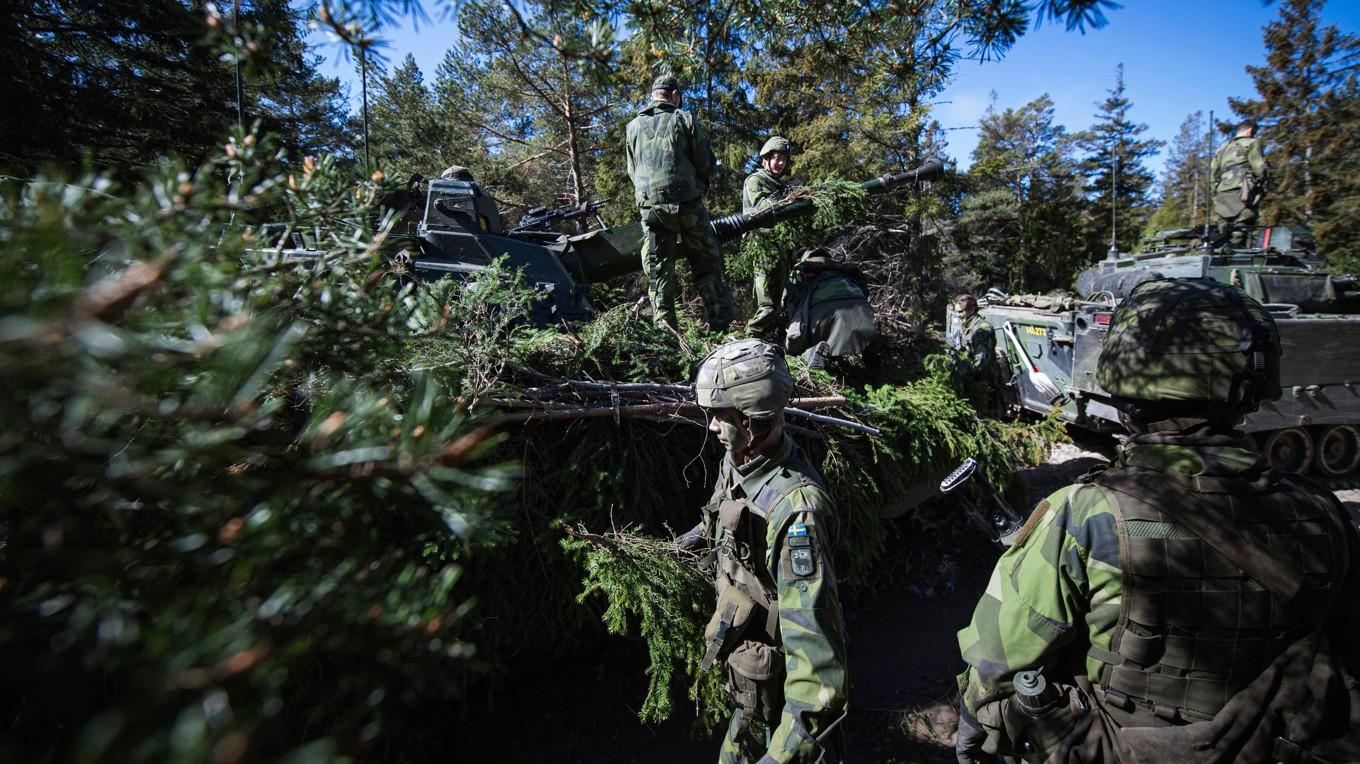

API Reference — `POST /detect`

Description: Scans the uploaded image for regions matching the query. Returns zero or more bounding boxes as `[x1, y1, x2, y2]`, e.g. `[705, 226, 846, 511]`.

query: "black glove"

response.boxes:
[674, 523, 707, 552]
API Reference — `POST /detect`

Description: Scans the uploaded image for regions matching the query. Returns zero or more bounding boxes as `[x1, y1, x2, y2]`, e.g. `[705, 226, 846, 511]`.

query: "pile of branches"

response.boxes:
[478, 373, 879, 437]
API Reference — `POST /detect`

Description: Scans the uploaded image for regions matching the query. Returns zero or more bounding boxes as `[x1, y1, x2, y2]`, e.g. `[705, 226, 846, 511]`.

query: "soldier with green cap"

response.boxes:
[954, 279, 1360, 763]
[742, 136, 796, 340]
[685, 338, 849, 763]
[1211, 120, 1269, 247]
[625, 74, 735, 330]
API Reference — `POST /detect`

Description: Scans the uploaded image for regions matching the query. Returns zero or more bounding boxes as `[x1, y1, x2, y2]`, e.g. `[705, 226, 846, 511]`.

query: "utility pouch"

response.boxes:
[1240, 172, 1256, 205]
[725, 640, 785, 726]
[1002, 684, 1095, 763]
[701, 586, 754, 671]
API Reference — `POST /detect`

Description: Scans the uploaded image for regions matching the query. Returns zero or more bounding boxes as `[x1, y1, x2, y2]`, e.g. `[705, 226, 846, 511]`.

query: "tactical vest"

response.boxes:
[1214, 137, 1257, 193]
[628, 104, 703, 206]
[699, 462, 821, 725]
[1087, 466, 1348, 726]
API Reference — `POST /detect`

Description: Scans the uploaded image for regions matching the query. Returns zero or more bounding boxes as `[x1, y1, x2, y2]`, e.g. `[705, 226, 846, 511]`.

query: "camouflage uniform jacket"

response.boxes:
[625, 100, 715, 207]
[704, 434, 849, 762]
[1211, 135, 1267, 194]
[958, 314, 997, 375]
[956, 434, 1360, 754]
[742, 169, 791, 215]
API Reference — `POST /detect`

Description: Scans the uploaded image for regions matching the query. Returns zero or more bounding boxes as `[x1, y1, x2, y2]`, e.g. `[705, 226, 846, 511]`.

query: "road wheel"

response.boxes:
[1316, 425, 1360, 477]
[1262, 428, 1315, 474]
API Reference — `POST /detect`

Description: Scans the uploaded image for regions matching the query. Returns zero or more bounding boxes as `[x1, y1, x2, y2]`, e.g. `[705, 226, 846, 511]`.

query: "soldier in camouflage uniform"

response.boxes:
[688, 339, 849, 763]
[625, 74, 735, 330]
[949, 294, 1003, 413]
[1210, 120, 1268, 247]
[743, 136, 795, 340]
[955, 279, 1360, 763]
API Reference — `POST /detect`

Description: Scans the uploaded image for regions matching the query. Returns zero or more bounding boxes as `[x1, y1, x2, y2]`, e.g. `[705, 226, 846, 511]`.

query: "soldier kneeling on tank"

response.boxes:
[955, 279, 1360, 764]
[678, 338, 849, 763]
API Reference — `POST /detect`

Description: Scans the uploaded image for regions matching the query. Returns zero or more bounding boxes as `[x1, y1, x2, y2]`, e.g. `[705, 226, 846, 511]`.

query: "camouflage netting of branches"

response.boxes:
[0, 134, 1060, 761]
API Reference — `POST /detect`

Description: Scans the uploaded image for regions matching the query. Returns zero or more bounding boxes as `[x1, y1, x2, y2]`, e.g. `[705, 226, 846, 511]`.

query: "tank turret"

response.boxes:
[967, 222, 1360, 477]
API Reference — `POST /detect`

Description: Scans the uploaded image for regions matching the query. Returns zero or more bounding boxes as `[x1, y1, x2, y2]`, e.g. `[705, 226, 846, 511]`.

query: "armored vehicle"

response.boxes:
[272, 160, 943, 326]
[953, 226, 1360, 476]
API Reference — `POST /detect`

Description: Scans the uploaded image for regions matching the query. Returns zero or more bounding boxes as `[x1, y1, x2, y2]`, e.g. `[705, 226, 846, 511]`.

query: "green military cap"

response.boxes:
[759, 136, 792, 157]
[650, 74, 681, 92]
[695, 338, 794, 421]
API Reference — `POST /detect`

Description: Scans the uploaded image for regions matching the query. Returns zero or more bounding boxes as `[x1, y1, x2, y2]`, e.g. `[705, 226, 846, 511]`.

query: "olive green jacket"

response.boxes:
[625, 100, 715, 207]
[742, 168, 790, 215]
[706, 435, 849, 762]
[958, 314, 997, 376]
[1211, 135, 1267, 194]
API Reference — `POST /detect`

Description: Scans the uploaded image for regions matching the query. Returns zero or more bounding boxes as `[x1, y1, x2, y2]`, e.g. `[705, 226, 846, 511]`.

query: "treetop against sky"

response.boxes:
[308, 0, 1359, 175]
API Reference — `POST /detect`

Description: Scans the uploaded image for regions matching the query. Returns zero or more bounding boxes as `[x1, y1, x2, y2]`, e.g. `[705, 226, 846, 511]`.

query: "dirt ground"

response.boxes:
[463, 432, 1360, 763]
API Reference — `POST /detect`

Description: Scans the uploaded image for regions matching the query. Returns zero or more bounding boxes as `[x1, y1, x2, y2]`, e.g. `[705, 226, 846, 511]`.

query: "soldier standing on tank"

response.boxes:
[950, 294, 1002, 413]
[1211, 120, 1269, 247]
[681, 338, 848, 763]
[625, 74, 735, 331]
[742, 136, 795, 341]
[954, 279, 1360, 763]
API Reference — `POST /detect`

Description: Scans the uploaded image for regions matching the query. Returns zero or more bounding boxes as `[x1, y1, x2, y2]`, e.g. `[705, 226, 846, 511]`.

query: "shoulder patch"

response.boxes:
[786, 522, 817, 577]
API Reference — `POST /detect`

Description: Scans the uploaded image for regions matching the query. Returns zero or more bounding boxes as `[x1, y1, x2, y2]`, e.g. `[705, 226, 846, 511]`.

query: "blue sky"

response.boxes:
[311, 0, 1360, 175]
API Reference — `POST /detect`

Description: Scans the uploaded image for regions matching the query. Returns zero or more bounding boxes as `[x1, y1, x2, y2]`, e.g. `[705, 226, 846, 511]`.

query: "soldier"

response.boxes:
[955, 279, 1360, 763]
[1210, 120, 1268, 247]
[949, 294, 1002, 412]
[743, 136, 795, 340]
[625, 74, 735, 331]
[688, 338, 849, 763]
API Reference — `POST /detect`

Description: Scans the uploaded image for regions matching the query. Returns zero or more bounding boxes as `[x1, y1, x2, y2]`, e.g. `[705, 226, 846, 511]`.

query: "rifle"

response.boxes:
[511, 199, 609, 234]
[939, 457, 1025, 548]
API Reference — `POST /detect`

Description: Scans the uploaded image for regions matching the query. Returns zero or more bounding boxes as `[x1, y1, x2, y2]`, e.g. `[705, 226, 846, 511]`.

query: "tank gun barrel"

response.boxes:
[710, 158, 945, 243]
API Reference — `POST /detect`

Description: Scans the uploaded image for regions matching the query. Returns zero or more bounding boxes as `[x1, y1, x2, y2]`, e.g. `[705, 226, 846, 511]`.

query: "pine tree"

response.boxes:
[959, 94, 1084, 292]
[434, 0, 619, 212]
[0, 0, 349, 176]
[1080, 64, 1163, 258]
[1229, 0, 1360, 265]
[365, 54, 449, 177]
[1144, 111, 1210, 235]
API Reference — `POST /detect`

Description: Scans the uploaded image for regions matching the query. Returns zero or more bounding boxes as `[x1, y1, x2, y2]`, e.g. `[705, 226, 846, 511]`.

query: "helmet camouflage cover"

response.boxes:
[1096, 279, 1281, 408]
[695, 338, 794, 420]
[760, 136, 792, 157]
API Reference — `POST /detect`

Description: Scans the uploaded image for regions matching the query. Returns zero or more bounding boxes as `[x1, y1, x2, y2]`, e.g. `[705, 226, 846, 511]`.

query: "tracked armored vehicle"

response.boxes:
[271, 160, 943, 326]
[954, 226, 1360, 476]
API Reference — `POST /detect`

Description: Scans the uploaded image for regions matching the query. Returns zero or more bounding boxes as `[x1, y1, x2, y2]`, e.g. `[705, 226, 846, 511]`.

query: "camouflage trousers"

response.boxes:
[639, 199, 735, 330]
[1212, 190, 1258, 246]
[719, 709, 844, 764]
[747, 247, 791, 341]
[719, 709, 771, 764]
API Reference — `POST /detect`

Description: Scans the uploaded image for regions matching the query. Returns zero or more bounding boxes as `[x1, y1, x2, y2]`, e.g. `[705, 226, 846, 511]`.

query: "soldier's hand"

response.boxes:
[674, 523, 707, 552]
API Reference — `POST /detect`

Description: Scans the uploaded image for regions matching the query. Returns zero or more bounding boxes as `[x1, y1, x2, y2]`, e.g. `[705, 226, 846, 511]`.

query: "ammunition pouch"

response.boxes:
[701, 585, 755, 671]
[725, 640, 785, 727]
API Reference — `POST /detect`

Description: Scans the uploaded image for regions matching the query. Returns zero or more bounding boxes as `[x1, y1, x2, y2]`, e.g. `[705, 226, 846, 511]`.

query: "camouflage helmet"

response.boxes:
[759, 136, 792, 158]
[1096, 279, 1280, 409]
[695, 338, 794, 421]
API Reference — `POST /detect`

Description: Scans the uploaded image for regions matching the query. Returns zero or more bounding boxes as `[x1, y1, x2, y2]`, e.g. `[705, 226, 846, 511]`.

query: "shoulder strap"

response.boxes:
[1095, 469, 1328, 630]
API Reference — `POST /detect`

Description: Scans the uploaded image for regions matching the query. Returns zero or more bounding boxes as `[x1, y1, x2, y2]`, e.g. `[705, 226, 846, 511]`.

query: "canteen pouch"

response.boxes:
[726, 640, 785, 726]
